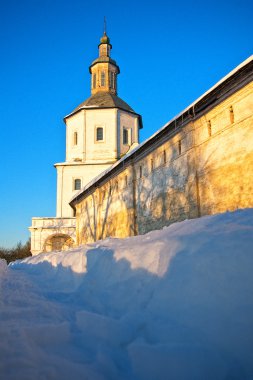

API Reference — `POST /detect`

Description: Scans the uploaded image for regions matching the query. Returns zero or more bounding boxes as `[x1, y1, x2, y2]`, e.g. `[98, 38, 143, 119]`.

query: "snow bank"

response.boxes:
[1, 209, 253, 379]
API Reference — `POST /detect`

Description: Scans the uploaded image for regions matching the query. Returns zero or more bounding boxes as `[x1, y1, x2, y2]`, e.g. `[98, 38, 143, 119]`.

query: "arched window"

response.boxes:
[74, 179, 81, 190]
[93, 74, 96, 89]
[96, 127, 104, 141]
[101, 71, 105, 87]
[123, 129, 128, 145]
[73, 132, 78, 145]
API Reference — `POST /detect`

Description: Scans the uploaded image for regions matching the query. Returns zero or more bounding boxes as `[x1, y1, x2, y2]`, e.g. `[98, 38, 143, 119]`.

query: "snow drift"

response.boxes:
[1, 209, 253, 380]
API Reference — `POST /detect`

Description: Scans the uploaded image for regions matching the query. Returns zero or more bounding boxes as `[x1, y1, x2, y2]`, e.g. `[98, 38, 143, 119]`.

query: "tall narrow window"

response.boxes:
[123, 129, 128, 145]
[74, 178, 81, 190]
[96, 127, 104, 141]
[150, 158, 154, 171]
[109, 71, 113, 88]
[230, 106, 234, 124]
[125, 175, 128, 186]
[101, 71, 105, 87]
[207, 120, 212, 137]
[93, 73, 96, 89]
[178, 140, 182, 155]
[163, 150, 166, 164]
[74, 132, 78, 145]
[139, 166, 142, 178]
[112, 72, 115, 89]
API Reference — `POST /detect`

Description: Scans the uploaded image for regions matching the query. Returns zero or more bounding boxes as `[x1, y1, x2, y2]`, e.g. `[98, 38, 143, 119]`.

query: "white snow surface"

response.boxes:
[1, 209, 253, 380]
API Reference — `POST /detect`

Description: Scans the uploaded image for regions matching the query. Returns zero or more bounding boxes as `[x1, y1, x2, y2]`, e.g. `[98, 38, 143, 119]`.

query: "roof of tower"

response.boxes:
[64, 92, 143, 127]
[89, 56, 119, 72]
[78, 92, 134, 110]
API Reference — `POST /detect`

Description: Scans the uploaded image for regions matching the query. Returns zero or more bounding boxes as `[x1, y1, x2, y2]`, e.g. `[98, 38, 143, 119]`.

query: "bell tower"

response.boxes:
[89, 25, 120, 95]
[29, 26, 142, 255]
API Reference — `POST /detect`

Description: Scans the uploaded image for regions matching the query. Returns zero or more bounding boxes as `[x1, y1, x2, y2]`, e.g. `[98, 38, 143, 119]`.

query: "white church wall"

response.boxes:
[85, 109, 118, 162]
[119, 110, 139, 156]
[55, 162, 114, 218]
[66, 110, 85, 162]
[29, 217, 76, 255]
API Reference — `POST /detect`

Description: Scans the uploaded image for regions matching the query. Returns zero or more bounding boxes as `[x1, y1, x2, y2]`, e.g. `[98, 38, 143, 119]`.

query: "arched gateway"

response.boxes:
[44, 234, 74, 252]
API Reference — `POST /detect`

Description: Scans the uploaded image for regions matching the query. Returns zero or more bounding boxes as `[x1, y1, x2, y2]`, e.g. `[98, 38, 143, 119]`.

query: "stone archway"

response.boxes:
[43, 234, 74, 252]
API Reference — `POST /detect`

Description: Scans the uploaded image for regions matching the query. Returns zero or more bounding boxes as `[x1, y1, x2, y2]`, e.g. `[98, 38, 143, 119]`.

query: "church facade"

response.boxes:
[29, 31, 142, 254]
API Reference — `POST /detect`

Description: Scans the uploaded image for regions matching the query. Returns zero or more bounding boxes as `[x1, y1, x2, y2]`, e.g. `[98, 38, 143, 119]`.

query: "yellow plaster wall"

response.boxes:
[76, 165, 135, 244]
[75, 81, 253, 245]
[195, 82, 253, 215]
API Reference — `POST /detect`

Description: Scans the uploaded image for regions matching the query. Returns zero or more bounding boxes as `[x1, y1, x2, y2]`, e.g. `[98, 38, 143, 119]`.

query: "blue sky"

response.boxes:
[0, 0, 252, 248]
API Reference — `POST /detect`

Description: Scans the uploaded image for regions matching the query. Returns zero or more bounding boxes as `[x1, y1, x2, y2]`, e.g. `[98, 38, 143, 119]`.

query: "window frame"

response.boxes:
[123, 128, 129, 145]
[150, 158, 154, 171]
[109, 71, 113, 88]
[178, 140, 182, 155]
[95, 126, 105, 143]
[73, 131, 78, 146]
[112, 72, 116, 90]
[163, 150, 166, 164]
[74, 178, 81, 191]
[229, 106, 234, 124]
[101, 71, 105, 87]
[92, 73, 96, 89]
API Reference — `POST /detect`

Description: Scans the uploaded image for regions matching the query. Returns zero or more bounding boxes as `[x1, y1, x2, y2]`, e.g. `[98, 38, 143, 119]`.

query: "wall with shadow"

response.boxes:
[75, 82, 253, 245]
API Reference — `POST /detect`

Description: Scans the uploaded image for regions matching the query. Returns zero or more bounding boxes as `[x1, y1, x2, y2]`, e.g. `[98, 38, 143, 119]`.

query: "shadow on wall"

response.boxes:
[80, 179, 134, 243]
[83, 183, 114, 242]
[136, 142, 224, 235]
[79, 132, 251, 243]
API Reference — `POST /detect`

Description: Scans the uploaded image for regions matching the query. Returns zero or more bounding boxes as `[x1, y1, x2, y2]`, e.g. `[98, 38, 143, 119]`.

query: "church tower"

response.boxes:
[29, 29, 143, 254]
[55, 29, 142, 219]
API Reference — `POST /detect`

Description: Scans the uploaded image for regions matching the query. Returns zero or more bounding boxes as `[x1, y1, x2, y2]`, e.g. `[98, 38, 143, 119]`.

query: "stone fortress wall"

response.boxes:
[71, 64, 253, 246]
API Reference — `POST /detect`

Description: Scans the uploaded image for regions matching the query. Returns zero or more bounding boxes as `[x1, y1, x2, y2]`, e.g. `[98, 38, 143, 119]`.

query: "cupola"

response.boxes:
[89, 29, 120, 95]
